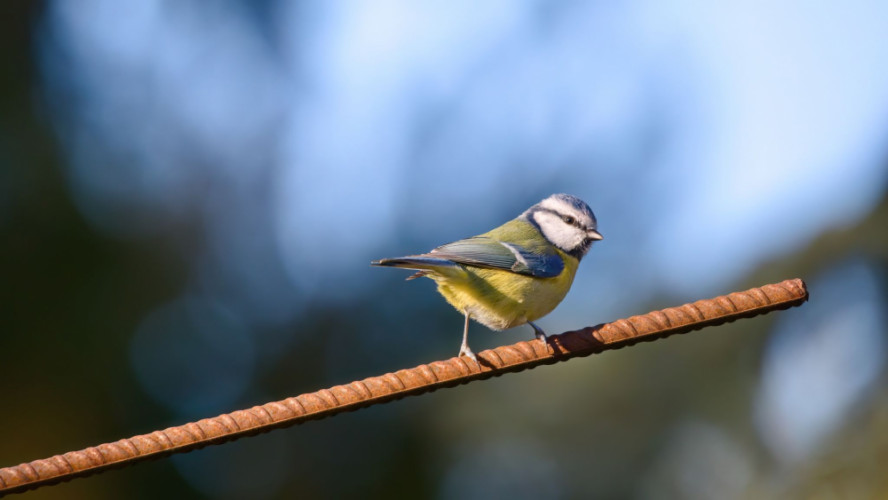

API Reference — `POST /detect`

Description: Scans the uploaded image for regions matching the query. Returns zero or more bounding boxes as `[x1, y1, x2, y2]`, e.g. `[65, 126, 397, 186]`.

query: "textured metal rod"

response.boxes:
[0, 279, 807, 496]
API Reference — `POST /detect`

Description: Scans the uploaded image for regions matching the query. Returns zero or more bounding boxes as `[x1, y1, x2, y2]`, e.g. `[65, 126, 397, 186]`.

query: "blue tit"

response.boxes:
[372, 193, 602, 362]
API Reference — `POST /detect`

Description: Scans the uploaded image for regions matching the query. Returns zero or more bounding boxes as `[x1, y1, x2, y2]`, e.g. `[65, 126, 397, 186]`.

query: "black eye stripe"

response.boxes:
[532, 207, 585, 228]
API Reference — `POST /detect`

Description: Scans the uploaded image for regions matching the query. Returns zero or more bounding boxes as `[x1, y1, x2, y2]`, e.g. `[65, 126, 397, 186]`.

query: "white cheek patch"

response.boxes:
[535, 212, 585, 251]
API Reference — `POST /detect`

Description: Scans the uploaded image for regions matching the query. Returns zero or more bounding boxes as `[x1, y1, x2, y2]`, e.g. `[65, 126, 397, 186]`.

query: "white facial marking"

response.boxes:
[538, 197, 595, 229]
[534, 211, 585, 251]
[525, 194, 599, 256]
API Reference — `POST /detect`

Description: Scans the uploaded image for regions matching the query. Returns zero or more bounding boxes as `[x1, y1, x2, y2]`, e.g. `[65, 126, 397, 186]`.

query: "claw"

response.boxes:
[458, 311, 478, 363]
[458, 344, 478, 363]
[529, 321, 547, 341]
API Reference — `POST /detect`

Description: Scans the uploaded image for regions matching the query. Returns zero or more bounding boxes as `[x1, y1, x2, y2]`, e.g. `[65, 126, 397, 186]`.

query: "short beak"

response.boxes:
[588, 229, 603, 241]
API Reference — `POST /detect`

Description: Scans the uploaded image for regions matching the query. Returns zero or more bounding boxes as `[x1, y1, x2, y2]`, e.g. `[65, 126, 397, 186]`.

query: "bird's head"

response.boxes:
[522, 193, 602, 259]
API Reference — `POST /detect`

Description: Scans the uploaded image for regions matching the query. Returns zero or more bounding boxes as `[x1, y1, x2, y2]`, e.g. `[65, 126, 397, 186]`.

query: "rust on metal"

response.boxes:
[0, 279, 808, 496]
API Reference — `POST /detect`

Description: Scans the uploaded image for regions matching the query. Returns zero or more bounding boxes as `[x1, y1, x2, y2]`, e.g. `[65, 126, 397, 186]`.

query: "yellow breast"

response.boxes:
[431, 249, 579, 331]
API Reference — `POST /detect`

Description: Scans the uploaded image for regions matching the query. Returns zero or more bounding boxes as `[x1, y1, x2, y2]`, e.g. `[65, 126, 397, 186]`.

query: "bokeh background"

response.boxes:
[3, 1, 888, 498]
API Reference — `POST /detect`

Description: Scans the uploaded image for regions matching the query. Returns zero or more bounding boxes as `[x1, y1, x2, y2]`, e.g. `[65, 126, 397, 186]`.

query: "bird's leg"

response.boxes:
[528, 321, 547, 341]
[458, 311, 478, 362]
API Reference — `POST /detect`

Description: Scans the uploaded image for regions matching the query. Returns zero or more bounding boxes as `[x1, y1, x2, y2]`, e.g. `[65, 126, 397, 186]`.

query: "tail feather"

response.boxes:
[371, 255, 463, 280]
[371, 255, 457, 269]
[406, 271, 426, 281]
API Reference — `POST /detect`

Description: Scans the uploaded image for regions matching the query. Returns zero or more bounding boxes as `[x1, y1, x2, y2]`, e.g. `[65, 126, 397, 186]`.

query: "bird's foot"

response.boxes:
[529, 321, 547, 341]
[458, 344, 478, 363]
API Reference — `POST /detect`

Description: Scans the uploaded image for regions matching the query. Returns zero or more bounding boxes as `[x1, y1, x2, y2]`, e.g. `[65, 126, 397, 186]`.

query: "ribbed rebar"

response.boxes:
[0, 278, 808, 496]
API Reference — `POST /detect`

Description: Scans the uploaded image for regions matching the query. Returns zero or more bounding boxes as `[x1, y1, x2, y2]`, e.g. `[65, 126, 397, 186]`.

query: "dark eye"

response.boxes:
[562, 215, 576, 225]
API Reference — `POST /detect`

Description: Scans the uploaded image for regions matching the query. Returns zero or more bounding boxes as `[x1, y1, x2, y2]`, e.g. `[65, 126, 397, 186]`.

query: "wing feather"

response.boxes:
[429, 237, 563, 278]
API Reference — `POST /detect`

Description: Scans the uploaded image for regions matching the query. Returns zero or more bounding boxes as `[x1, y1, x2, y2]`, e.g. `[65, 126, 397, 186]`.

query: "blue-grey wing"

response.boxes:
[430, 237, 564, 278]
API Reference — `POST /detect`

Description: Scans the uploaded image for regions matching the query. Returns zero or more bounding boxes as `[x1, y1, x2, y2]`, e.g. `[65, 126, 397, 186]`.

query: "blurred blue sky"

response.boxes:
[31, 0, 888, 497]
[40, 0, 888, 307]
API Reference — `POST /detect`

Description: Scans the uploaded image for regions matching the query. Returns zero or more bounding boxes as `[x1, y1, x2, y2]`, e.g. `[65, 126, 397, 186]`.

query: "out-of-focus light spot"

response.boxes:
[130, 296, 255, 416]
[755, 259, 885, 465]
[438, 437, 564, 500]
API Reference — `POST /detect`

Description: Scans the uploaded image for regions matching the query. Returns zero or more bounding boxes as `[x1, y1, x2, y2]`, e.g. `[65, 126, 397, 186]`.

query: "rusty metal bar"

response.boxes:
[0, 279, 808, 496]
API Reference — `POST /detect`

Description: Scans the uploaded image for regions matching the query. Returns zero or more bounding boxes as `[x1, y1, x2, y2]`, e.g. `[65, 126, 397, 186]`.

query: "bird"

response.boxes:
[371, 193, 602, 362]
